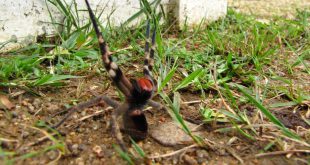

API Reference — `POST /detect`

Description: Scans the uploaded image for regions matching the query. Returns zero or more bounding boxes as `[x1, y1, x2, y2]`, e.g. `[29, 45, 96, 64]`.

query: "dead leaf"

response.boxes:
[0, 94, 15, 110]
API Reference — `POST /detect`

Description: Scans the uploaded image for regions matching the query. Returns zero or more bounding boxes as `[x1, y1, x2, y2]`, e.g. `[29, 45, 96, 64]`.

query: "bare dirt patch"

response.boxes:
[228, 0, 310, 19]
[1, 75, 309, 164]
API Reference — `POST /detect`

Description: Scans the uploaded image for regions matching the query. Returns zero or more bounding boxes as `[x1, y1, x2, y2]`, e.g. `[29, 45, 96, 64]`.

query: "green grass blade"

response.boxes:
[32, 75, 81, 86]
[122, 0, 160, 26]
[173, 69, 203, 92]
[113, 145, 134, 165]
[231, 121, 255, 141]
[236, 85, 301, 140]
[130, 138, 146, 158]
[157, 65, 177, 93]
[160, 92, 203, 145]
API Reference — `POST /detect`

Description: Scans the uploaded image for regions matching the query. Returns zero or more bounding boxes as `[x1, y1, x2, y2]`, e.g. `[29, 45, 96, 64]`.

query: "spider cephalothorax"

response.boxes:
[130, 78, 153, 104]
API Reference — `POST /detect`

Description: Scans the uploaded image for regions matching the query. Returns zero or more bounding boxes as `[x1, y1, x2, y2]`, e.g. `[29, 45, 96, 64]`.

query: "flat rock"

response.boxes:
[149, 121, 204, 146]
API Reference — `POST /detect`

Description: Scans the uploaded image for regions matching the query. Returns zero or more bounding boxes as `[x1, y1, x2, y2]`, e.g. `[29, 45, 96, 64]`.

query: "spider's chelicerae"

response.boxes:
[50, 0, 163, 152]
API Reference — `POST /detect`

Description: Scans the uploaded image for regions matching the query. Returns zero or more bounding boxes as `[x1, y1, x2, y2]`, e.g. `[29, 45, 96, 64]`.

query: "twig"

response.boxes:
[204, 138, 244, 164]
[192, 123, 204, 132]
[264, 93, 286, 103]
[149, 144, 198, 159]
[21, 124, 54, 141]
[182, 100, 201, 105]
[77, 107, 113, 122]
[255, 150, 310, 158]
[34, 107, 43, 116]
[225, 147, 244, 164]
[109, 46, 133, 54]
[214, 124, 276, 132]
[0, 138, 18, 143]
[9, 90, 26, 98]
[271, 133, 310, 148]
[25, 133, 57, 147]
[47, 150, 61, 165]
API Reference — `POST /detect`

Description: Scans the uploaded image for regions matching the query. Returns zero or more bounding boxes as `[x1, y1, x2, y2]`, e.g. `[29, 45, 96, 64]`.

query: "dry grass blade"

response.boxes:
[211, 62, 236, 116]
[0, 138, 18, 143]
[25, 133, 58, 147]
[21, 124, 60, 144]
[255, 150, 310, 157]
[47, 150, 61, 165]
[149, 144, 198, 159]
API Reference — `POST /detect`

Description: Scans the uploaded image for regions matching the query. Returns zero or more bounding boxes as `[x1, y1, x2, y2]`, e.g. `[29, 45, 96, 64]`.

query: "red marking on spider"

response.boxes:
[138, 78, 153, 92]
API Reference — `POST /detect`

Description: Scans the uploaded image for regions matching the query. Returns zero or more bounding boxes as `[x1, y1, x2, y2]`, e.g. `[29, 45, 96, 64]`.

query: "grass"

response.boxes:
[0, 0, 309, 163]
[0, 121, 65, 165]
[156, 8, 309, 150]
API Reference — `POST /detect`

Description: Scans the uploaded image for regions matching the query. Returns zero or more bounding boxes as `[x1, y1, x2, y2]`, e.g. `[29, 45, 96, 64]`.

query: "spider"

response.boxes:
[49, 0, 163, 152]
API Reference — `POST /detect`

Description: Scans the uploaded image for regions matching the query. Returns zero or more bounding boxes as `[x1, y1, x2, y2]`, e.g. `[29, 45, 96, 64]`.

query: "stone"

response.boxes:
[149, 121, 204, 146]
[183, 155, 198, 165]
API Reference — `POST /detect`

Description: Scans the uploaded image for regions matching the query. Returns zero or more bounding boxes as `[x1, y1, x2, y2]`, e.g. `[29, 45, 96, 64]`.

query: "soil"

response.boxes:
[228, 0, 310, 19]
[1, 75, 309, 165]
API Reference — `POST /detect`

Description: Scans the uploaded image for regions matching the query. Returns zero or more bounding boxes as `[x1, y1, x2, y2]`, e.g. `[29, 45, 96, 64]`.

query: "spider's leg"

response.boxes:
[49, 95, 119, 128]
[147, 100, 163, 109]
[143, 22, 157, 93]
[110, 103, 129, 151]
[85, 0, 133, 97]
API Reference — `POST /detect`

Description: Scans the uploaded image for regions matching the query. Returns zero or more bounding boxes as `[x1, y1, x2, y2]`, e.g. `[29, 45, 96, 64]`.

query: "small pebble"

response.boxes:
[71, 144, 80, 155]
[196, 149, 209, 158]
[78, 144, 87, 151]
[21, 99, 29, 106]
[27, 104, 35, 114]
[66, 139, 72, 144]
[196, 150, 209, 163]
[11, 111, 18, 118]
[32, 98, 41, 109]
[218, 148, 226, 156]
[22, 131, 30, 139]
[46, 103, 59, 113]
[183, 155, 198, 165]
[88, 137, 93, 143]
[77, 127, 85, 133]
[21, 100, 35, 114]
[104, 148, 115, 158]
[92, 145, 104, 158]
[72, 114, 79, 119]
[92, 159, 102, 164]
[172, 156, 179, 165]
[92, 123, 99, 130]
[81, 111, 86, 116]
[143, 142, 152, 150]
[88, 153, 96, 160]
[100, 144, 107, 150]
[76, 157, 84, 165]
[69, 132, 76, 136]
[1, 141, 9, 149]
[159, 116, 165, 122]
[47, 150, 58, 160]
